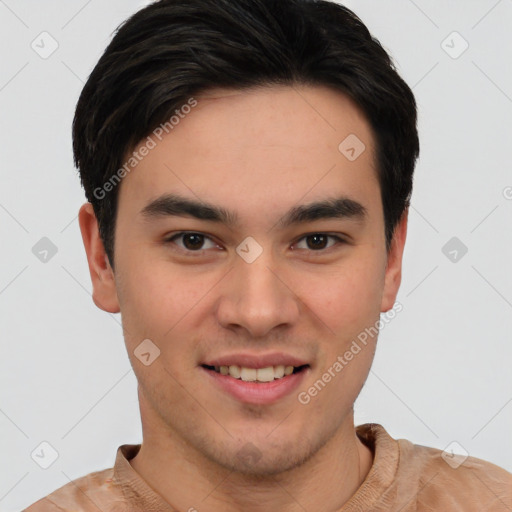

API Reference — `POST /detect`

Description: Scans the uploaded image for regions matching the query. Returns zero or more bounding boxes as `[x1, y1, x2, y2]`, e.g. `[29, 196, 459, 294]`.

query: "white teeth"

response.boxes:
[229, 365, 241, 379]
[213, 364, 302, 382]
[256, 367, 275, 382]
[240, 367, 257, 382]
[274, 365, 285, 378]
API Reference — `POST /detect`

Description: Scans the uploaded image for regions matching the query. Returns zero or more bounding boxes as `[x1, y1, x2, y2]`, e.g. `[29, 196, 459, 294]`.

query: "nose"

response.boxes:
[215, 251, 300, 339]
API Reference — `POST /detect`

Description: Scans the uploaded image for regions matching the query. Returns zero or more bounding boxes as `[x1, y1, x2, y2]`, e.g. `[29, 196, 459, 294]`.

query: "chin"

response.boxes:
[198, 432, 324, 478]
[219, 446, 313, 477]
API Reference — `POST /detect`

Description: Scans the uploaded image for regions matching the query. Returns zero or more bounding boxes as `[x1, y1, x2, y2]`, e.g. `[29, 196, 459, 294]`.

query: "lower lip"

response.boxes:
[201, 367, 309, 405]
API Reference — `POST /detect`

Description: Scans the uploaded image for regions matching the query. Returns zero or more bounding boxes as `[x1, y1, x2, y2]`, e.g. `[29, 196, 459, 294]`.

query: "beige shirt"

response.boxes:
[24, 423, 512, 511]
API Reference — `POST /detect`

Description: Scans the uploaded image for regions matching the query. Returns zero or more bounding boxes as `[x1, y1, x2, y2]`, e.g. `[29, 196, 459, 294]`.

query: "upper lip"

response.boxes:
[201, 352, 310, 369]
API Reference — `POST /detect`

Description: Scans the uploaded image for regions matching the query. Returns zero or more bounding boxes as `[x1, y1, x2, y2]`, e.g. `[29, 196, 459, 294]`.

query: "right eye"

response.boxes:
[163, 232, 222, 253]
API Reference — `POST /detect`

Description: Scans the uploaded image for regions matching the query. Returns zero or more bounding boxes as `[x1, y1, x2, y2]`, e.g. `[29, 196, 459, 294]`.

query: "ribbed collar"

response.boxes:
[112, 423, 400, 511]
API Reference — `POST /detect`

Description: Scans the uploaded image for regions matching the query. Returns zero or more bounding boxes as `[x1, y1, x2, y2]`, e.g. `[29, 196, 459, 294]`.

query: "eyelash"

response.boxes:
[163, 231, 347, 256]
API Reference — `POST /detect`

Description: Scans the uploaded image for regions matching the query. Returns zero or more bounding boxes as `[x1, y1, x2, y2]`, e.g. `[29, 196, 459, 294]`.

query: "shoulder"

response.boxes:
[23, 467, 121, 512]
[399, 438, 512, 511]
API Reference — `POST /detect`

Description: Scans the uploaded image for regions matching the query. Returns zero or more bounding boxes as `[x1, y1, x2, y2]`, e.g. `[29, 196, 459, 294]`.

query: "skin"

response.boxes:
[79, 84, 407, 511]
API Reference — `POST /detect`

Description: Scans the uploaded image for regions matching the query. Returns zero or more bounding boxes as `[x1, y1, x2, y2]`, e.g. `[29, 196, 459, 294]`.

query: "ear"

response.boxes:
[380, 208, 408, 312]
[78, 202, 120, 313]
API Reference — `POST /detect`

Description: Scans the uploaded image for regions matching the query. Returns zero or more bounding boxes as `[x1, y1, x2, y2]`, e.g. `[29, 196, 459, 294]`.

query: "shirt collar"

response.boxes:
[112, 423, 399, 511]
[113, 443, 175, 511]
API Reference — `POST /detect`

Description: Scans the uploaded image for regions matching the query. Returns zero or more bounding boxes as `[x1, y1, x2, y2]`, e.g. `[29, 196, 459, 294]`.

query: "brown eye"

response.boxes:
[182, 233, 205, 250]
[165, 232, 218, 252]
[306, 234, 328, 250]
[295, 233, 344, 251]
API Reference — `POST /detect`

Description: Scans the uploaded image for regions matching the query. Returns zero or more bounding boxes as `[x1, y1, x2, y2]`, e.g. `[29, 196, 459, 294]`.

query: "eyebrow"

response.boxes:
[140, 193, 367, 229]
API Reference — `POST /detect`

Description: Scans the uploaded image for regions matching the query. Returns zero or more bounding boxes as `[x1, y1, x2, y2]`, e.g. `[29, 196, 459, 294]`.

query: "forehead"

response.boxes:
[117, 84, 380, 226]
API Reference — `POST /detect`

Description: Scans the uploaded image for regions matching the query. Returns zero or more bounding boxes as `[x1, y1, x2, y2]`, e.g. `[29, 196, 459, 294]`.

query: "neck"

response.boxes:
[130, 412, 373, 512]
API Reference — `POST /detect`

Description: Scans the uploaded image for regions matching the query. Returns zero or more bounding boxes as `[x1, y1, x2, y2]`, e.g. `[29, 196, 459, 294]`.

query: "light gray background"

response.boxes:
[1, 0, 511, 510]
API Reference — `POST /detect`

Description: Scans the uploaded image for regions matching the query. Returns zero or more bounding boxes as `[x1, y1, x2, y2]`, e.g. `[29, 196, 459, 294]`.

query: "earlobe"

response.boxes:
[78, 202, 120, 313]
[380, 209, 408, 313]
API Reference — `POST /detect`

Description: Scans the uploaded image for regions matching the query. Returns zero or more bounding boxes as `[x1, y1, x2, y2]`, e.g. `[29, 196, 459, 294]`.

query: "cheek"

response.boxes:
[115, 256, 221, 359]
[115, 260, 173, 348]
[116, 265, 208, 395]
[299, 256, 384, 335]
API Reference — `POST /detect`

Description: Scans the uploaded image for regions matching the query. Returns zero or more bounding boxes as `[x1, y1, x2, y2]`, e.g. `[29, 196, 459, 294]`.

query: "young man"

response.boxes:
[25, 0, 512, 510]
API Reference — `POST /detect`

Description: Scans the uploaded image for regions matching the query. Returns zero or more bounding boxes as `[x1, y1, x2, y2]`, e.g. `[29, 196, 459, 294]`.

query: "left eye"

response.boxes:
[294, 234, 343, 251]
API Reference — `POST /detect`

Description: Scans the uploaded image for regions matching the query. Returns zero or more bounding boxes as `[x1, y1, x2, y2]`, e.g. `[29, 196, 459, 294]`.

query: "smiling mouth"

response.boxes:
[201, 364, 309, 383]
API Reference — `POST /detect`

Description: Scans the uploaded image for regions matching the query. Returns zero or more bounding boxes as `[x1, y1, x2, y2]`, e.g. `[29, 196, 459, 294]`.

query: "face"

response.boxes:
[80, 85, 406, 476]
